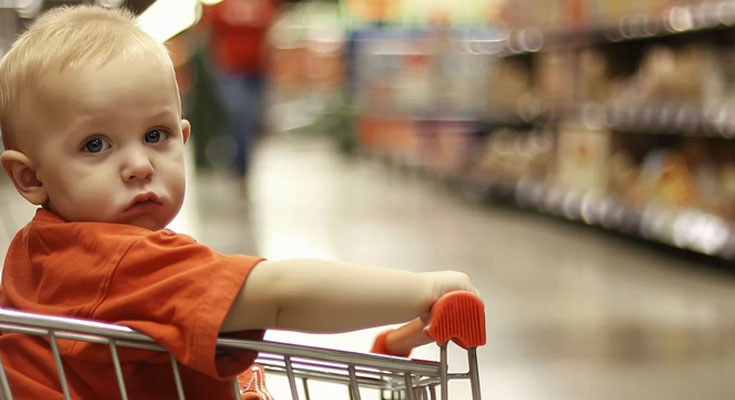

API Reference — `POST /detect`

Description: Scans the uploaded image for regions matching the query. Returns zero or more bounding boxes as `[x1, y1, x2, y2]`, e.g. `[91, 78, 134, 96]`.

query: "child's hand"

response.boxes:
[375, 272, 482, 355]
[422, 271, 481, 306]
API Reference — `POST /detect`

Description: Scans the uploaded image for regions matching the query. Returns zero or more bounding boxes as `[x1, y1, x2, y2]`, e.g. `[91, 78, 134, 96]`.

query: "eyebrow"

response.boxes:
[139, 108, 180, 128]
[146, 108, 179, 120]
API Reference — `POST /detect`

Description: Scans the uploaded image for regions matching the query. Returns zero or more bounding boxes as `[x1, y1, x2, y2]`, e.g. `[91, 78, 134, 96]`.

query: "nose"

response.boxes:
[121, 151, 154, 182]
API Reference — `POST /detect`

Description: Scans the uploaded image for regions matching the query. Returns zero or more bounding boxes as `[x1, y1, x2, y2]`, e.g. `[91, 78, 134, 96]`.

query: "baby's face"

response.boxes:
[17, 56, 190, 231]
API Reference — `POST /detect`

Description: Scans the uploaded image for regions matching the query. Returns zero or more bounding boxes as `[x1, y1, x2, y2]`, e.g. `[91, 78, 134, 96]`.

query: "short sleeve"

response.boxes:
[84, 230, 265, 379]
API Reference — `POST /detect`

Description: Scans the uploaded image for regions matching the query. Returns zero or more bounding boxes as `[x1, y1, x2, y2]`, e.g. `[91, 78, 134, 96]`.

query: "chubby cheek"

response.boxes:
[168, 169, 187, 210]
[45, 170, 119, 223]
[163, 153, 187, 198]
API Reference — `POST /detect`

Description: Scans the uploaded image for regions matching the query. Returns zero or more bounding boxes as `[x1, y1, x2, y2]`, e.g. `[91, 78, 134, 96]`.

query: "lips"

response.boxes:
[124, 193, 163, 213]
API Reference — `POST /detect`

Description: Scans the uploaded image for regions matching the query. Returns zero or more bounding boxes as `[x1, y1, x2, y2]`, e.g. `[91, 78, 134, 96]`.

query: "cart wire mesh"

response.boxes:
[0, 291, 485, 400]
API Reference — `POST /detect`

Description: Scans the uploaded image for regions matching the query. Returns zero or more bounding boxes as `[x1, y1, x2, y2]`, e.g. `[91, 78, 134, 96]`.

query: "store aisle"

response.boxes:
[245, 134, 735, 400]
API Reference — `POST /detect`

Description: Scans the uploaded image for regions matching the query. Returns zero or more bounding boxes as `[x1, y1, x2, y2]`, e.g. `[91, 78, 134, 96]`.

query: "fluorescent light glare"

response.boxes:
[137, 0, 200, 42]
[16, 0, 42, 18]
[96, 0, 125, 7]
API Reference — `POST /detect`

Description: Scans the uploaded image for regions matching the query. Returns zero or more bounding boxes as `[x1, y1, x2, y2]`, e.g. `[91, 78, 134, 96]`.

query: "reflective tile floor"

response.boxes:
[2, 133, 734, 399]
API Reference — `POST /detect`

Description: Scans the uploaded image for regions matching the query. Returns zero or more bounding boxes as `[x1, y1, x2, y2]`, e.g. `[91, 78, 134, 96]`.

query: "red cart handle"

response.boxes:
[371, 291, 485, 357]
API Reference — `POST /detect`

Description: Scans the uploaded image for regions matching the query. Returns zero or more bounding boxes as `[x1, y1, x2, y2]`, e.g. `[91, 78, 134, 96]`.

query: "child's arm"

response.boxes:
[220, 258, 478, 333]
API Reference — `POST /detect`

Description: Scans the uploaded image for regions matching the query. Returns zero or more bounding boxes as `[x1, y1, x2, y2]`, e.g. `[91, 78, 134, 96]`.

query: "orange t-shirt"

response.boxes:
[0, 209, 265, 399]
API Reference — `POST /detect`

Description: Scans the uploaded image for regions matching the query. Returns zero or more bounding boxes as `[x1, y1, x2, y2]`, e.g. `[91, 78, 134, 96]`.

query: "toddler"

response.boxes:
[0, 5, 477, 400]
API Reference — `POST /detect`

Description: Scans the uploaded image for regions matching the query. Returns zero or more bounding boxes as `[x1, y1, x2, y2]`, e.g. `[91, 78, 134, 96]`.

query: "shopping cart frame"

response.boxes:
[0, 292, 485, 400]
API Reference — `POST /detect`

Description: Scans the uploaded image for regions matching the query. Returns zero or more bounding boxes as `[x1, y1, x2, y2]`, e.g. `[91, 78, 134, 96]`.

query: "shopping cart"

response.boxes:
[0, 291, 485, 400]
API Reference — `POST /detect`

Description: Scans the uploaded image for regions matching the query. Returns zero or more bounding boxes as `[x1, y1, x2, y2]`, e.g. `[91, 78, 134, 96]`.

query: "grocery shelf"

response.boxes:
[499, 1, 735, 56]
[359, 139, 734, 261]
[345, 2, 735, 264]
[604, 102, 735, 138]
[485, 102, 735, 139]
[462, 176, 735, 262]
[358, 137, 734, 262]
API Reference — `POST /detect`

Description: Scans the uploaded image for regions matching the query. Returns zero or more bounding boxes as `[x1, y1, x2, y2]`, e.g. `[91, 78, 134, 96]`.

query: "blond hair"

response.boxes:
[0, 5, 177, 150]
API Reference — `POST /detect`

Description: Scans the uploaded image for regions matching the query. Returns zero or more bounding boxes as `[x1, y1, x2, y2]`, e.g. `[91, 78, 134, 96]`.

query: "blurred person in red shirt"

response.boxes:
[199, 0, 279, 177]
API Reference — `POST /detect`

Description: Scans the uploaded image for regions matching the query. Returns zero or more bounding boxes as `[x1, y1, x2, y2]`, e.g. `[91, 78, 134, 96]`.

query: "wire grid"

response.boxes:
[0, 308, 450, 400]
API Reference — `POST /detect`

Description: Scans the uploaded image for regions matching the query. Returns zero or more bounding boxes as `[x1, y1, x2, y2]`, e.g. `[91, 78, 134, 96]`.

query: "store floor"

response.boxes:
[1, 133, 734, 399]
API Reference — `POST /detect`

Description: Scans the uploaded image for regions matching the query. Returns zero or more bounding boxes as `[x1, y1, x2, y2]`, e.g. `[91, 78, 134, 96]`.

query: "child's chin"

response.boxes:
[123, 216, 170, 231]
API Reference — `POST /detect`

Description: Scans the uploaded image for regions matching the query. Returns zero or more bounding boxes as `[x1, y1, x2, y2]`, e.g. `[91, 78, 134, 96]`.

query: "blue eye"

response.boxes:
[83, 137, 110, 153]
[145, 129, 167, 143]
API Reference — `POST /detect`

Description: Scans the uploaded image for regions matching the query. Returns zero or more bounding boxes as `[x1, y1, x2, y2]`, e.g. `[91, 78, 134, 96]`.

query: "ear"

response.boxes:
[0, 150, 48, 206]
[181, 119, 191, 144]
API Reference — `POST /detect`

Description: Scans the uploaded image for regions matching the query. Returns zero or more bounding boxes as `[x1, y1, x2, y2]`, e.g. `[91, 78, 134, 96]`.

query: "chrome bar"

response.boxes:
[0, 323, 46, 337]
[404, 373, 415, 400]
[348, 365, 361, 400]
[467, 348, 481, 400]
[256, 360, 410, 386]
[0, 322, 164, 352]
[0, 309, 440, 375]
[439, 345, 447, 400]
[257, 363, 414, 390]
[257, 354, 389, 377]
[257, 359, 424, 387]
[218, 338, 439, 375]
[109, 340, 128, 400]
[235, 356, 444, 392]
[0, 309, 152, 343]
[302, 378, 311, 400]
[284, 356, 300, 400]
[0, 354, 14, 400]
[48, 331, 71, 400]
[231, 377, 240, 400]
[168, 354, 186, 400]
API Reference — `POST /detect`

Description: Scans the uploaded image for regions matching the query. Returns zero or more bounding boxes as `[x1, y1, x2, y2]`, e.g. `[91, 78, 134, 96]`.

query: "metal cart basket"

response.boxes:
[0, 291, 485, 400]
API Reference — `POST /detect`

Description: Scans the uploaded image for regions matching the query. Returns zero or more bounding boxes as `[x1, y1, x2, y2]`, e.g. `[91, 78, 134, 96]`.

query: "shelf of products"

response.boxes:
[354, 117, 735, 261]
[344, 1, 735, 263]
[503, 102, 735, 139]
[596, 102, 735, 138]
[482, 4, 735, 263]
[499, 1, 735, 55]
[464, 177, 734, 260]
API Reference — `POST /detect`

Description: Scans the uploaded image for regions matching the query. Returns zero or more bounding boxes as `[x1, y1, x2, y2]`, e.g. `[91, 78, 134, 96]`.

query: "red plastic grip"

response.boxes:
[425, 291, 486, 348]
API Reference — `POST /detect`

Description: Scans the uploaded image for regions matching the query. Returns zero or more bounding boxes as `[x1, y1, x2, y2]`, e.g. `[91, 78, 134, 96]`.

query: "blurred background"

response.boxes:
[2, 0, 735, 399]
